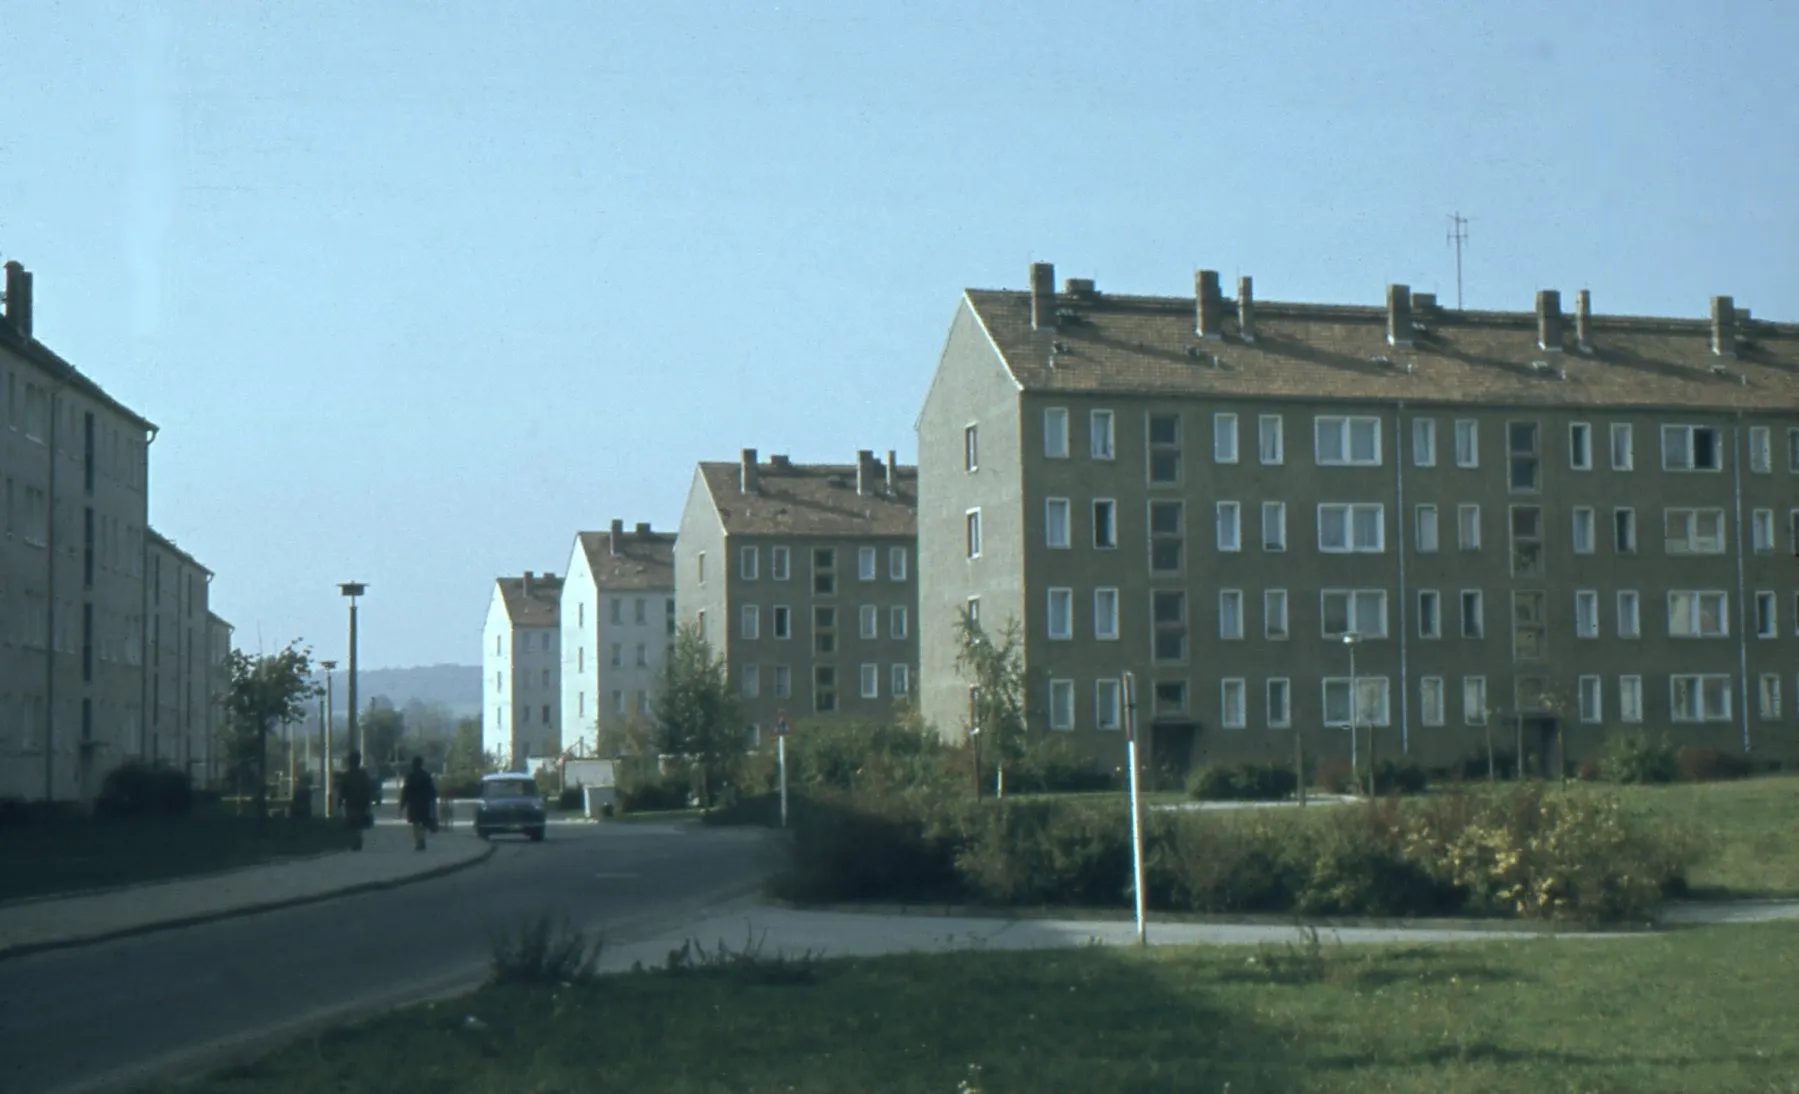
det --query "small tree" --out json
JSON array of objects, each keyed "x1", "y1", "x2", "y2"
[
  {"x1": 954, "y1": 607, "x2": 1027, "y2": 798},
  {"x1": 650, "y1": 623, "x2": 743, "y2": 809},
  {"x1": 445, "y1": 716, "x2": 490, "y2": 783},
  {"x1": 220, "y1": 640, "x2": 323, "y2": 828}
]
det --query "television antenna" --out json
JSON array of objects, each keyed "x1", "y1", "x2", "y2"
[{"x1": 1446, "y1": 213, "x2": 1470, "y2": 311}]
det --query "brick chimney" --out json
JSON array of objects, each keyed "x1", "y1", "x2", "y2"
[
  {"x1": 1711, "y1": 295, "x2": 1736, "y2": 358},
  {"x1": 1195, "y1": 270, "x2": 1223, "y2": 339},
  {"x1": 1574, "y1": 290, "x2": 1592, "y2": 350},
  {"x1": 885, "y1": 449, "x2": 897, "y2": 491},
  {"x1": 609, "y1": 518, "x2": 623, "y2": 555},
  {"x1": 3, "y1": 261, "x2": 32, "y2": 341},
  {"x1": 739, "y1": 448, "x2": 758, "y2": 493},
  {"x1": 523, "y1": 571, "x2": 535, "y2": 596},
  {"x1": 635, "y1": 522, "x2": 651, "y2": 537},
  {"x1": 1387, "y1": 284, "x2": 1413, "y2": 347},
  {"x1": 1030, "y1": 262, "x2": 1056, "y2": 331},
  {"x1": 1236, "y1": 276, "x2": 1255, "y2": 342},
  {"x1": 856, "y1": 449, "x2": 878, "y2": 496},
  {"x1": 1536, "y1": 290, "x2": 1563, "y2": 352}
]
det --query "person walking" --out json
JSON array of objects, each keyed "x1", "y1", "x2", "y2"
[
  {"x1": 338, "y1": 750, "x2": 375, "y2": 852},
  {"x1": 399, "y1": 755, "x2": 438, "y2": 852}
]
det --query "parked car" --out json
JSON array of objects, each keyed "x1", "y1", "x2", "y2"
[{"x1": 473, "y1": 773, "x2": 548, "y2": 842}]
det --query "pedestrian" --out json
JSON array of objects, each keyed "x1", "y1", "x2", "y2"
[
  {"x1": 338, "y1": 750, "x2": 375, "y2": 852},
  {"x1": 399, "y1": 755, "x2": 438, "y2": 852}
]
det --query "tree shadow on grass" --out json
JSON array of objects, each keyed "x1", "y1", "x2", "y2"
[{"x1": 1214, "y1": 938, "x2": 1530, "y2": 990}]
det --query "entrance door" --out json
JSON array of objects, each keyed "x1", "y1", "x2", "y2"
[
  {"x1": 1149, "y1": 721, "x2": 1198, "y2": 787},
  {"x1": 1522, "y1": 716, "x2": 1558, "y2": 778}
]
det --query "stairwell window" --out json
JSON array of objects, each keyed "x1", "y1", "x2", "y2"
[
  {"x1": 814, "y1": 666, "x2": 838, "y2": 713},
  {"x1": 1149, "y1": 500, "x2": 1184, "y2": 574},
  {"x1": 1314, "y1": 415, "x2": 1381, "y2": 466},
  {"x1": 1214, "y1": 413, "x2": 1239, "y2": 464},
  {"x1": 964, "y1": 425, "x2": 978, "y2": 472},
  {"x1": 965, "y1": 510, "x2": 982, "y2": 559},
  {"x1": 1148, "y1": 412, "x2": 1182, "y2": 485},
  {"x1": 1153, "y1": 590, "x2": 1187, "y2": 663}
]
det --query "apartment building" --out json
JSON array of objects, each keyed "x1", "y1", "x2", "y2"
[
  {"x1": 558, "y1": 521, "x2": 676, "y2": 756},
  {"x1": 917, "y1": 262, "x2": 1799, "y2": 776},
  {"x1": 0, "y1": 260, "x2": 155, "y2": 802},
  {"x1": 676, "y1": 450, "x2": 919, "y2": 740},
  {"x1": 207, "y1": 611, "x2": 234, "y2": 785},
  {"x1": 481, "y1": 571, "x2": 563, "y2": 768},
  {"x1": 145, "y1": 530, "x2": 214, "y2": 782}
]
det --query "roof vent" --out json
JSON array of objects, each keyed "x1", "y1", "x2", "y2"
[
  {"x1": 1064, "y1": 277, "x2": 1096, "y2": 298},
  {"x1": 770, "y1": 454, "x2": 792, "y2": 470}
]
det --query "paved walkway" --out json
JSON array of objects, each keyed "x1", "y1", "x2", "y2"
[{"x1": 0, "y1": 825, "x2": 491, "y2": 959}]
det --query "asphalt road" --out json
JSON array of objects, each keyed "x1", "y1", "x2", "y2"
[{"x1": 0, "y1": 822, "x2": 779, "y2": 1094}]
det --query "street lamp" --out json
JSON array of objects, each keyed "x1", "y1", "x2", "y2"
[
  {"x1": 1342, "y1": 631, "x2": 1362, "y2": 795},
  {"x1": 319, "y1": 658, "x2": 338, "y2": 812},
  {"x1": 339, "y1": 583, "x2": 366, "y2": 758}
]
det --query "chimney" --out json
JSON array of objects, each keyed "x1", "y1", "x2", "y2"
[
  {"x1": 1195, "y1": 270, "x2": 1223, "y2": 339},
  {"x1": 1575, "y1": 289, "x2": 1592, "y2": 350},
  {"x1": 609, "y1": 518, "x2": 623, "y2": 555},
  {"x1": 1030, "y1": 262, "x2": 1056, "y2": 330},
  {"x1": 523, "y1": 571, "x2": 535, "y2": 596},
  {"x1": 635, "y1": 522, "x2": 651, "y2": 537},
  {"x1": 1711, "y1": 295, "x2": 1736, "y2": 357},
  {"x1": 1236, "y1": 276, "x2": 1255, "y2": 342},
  {"x1": 1536, "y1": 289, "x2": 1563, "y2": 352},
  {"x1": 739, "y1": 447, "x2": 758, "y2": 493},
  {"x1": 3, "y1": 261, "x2": 32, "y2": 341},
  {"x1": 1386, "y1": 284, "x2": 1413, "y2": 347},
  {"x1": 856, "y1": 449, "x2": 878, "y2": 496},
  {"x1": 885, "y1": 449, "x2": 897, "y2": 491},
  {"x1": 1065, "y1": 277, "x2": 1095, "y2": 298}
]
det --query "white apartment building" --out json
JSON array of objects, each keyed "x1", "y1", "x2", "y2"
[
  {"x1": 559, "y1": 521, "x2": 676, "y2": 756},
  {"x1": 146, "y1": 530, "x2": 214, "y2": 782},
  {"x1": 481, "y1": 571, "x2": 564, "y2": 769}
]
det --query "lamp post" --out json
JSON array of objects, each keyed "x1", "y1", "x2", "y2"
[
  {"x1": 1342, "y1": 631, "x2": 1362, "y2": 796},
  {"x1": 319, "y1": 658, "x2": 338, "y2": 813},
  {"x1": 339, "y1": 583, "x2": 366, "y2": 759}
]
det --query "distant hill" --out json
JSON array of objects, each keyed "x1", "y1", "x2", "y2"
[{"x1": 315, "y1": 663, "x2": 481, "y2": 720}]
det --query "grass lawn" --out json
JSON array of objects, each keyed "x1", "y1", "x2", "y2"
[
  {"x1": 1608, "y1": 775, "x2": 1799, "y2": 897},
  {"x1": 156, "y1": 917, "x2": 1799, "y2": 1094},
  {"x1": 0, "y1": 814, "x2": 350, "y2": 903}
]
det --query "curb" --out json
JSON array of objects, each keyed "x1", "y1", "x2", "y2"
[
  {"x1": 0, "y1": 842, "x2": 498, "y2": 963},
  {"x1": 0, "y1": 849, "x2": 346, "y2": 911}
]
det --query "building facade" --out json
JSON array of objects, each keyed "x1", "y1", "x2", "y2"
[
  {"x1": 558, "y1": 521, "x2": 675, "y2": 756},
  {"x1": 676, "y1": 450, "x2": 919, "y2": 740},
  {"x1": 917, "y1": 262, "x2": 1799, "y2": 776},
  {"x1": 481, "y1": 571, "x2": 563, "y2": 768},
  {"x1": 145, "y1": 530, "x2": 213, "y2": 783},
  {"x1": 206, "y1": 611, "x2": 234, "y2": 786}
]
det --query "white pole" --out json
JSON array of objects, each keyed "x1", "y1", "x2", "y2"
[
  {"x1": 777, "y1": 733, "x2": 789, "y2": 829},
  {"x1": 1123, "y1": 671, "x2": 1146, "y2": 947}
]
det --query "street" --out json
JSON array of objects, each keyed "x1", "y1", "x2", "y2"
[{"x1": 0, "y1": 823, "x2": 778, "y2": 1094}]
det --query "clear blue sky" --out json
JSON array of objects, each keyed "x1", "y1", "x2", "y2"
[{"x1": 5, "y1": 0, "x2": 1795, "y2": 669}]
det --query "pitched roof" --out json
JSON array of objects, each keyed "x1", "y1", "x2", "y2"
[
  {"x1": 700, "y1": 457, "x2": 917, "y2": 538},
  {"x1": 965, "y1": 285, "x2": 1799, "y2": 412},
  {"x1": 576, "y1": 530, "x2": 676, "y2": 591},
  {"x1": 147, "y1": 528, "x2": 213, "y2": 575},
  {"x1": 498, "y1": 574, "x2": 564, "y2": 627},
  {"x1": 0, "y1": 312, "x2": 156, "y2": 431}
]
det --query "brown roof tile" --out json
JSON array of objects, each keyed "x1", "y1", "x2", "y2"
[
  {"x1": 498, "y1": 574, "x2": 564, "y2": 627},
  {"x1": 701, "y1": 459, "x2": 917, "y2": 538},
  {"x1": 967, "y1": 287, "x2": 1799, "y2": 412},
  {"x1": 576, "y1": 530, "x2": 676, "y2": 591}
]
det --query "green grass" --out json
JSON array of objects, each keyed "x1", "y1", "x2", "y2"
[
  {"x1": 0, "y1": 814, "x2": 351, "y2": 903},
  {"x1": 1610, "y1": 775, "x2": 1799, "y2": 897},
  {"x1": 154, "y1": 918, "x2": 1799, "y2": 1094}
]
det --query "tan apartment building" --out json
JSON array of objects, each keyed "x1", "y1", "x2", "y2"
[
  {"x1": 676, "y1": 450, "x2": 919, "y2": 741},
  {"x1": 917, "y1": 262, "x2": 1799, "y2": 777},
  {"x1": 559, "y1": 522, "x2": 676, "y2": 755},
  {"x1": 0, "y1": 259, "x2": 156, "y2": 802},
  {"x1": 146, "y1": 530, "x2": 213, "y2": 782}
]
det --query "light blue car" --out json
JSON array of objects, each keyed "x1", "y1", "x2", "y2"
[{"x1": 473, "y1": 773, "x2": 548, "y2": 842}]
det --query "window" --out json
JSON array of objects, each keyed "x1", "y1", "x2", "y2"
[
  {"x1": 1207, "y1": 412, "x2": 1238, "y2": 465},
  {"x1": 1617, "y1": 591, "x2": 1641, "y2": 638},
  {"x1": 1216, "y1": 502, "x2": 1241, "y2": 552},
  {"x1": 610, "y1": 597, "x2": 623, "y2": 625},
  {"x1": 1460, "y1": 590, "x2": 1485, "y2": 638},
  {"x1": 1668, "y1": 591, "x2": 1729, "y2": 637},
  {"x1": 1415, "y1": 505, "x2": 1439, "y2": 553},
  {"x1": 814, "y1": 666, "x2": 838, "y2": 713},
  {"x1": 1575, "y1": 590, "x2": 1599, "y2": 638},
  {"x1": 889, "y1": 547, "x2": 907, "y2": 581},
  {"x1": 636, "y1": 643, "x2": 648, "y2": 667},
  {"x1": 1045, "y1": 498, "x2": 1071, "y2": 549},
  {"x1": 1458, "y1": 504, "x2": 1482, "y2": 550},
  {"x1": 1620, "y1": 676, "x2": 1643, "y2": 723},
  {"x1": 1412, "y1": 418, "x2": 1437, "y2": 467},
  {"x1": 1750, "y1": 426, "x2": 1772, "y2": 473},
  {"x1": 1420, "y1": 677, "x2": 1445, "y2": 726},
  {"x1": 1220, "y1": 679, "x2": 1247, "y2": 729},
  {"x1": 742, "y1": 664, "x2": 760, "y2": 698},
  {"x1": 813, "y1": 606, "x2": 837, "y2": 653},
  {"x1": 890, "y1": 606, "x2": 909, "y2": 640},
  {"x1": 1095, "y1": 678, "x2": 1122, "y2": 731},
  {"x1": 1508, "y1": 421, "x2": 1540, "y2": 492},
  {"x1": 635, "y1": 598, "x2": 647, "y2": 625},
  {"x1": 741, "y1": 605, "x2": 760, "y2": 640},
  {"x1": 1510, "y1": 506, "x2": 1543, "y2": 577},
  {"x1": 1463, "y1": 677, "x2": 1488, "y2": 724},
  {"x1": 1572, "y1": 507, "x2": 1596, "y2": 554},
  {"x1": 612, "y1": 690, "x2": 625, "y2": 716},
  {"x1": 965, "y1": 510, "x2": 983, "y2": 558},
  {"x1": 1418, "y1": 590, "x2": 1442, "y2": 638},
  {"x1": 860, "y1": 663, "x2": 880, "y2": 699},
  {"x1": 1265, "y1": 678, "x2": 1291, "y2": 728},
  {"x1": 1756, "y1": 591, "x2": 1777, "y2": 638},
  {"x1": 772, "y1": 605, "x2": 791, "y2": 640},
  {"x1": 1322, "y1": 676, "x2": 1390, "y2": 727},
  {"x1": 1610, "y1": 423, "x2": 1634, "y2": 470},
  {"x1": 1094, "y1": 588, "x2": 1119, "y2": 640},
  {"x1": 859, "y1": 604, "x2": 878, "y2": 639},
  {"x1": 965, "y1": 597, "x2": 980, "y2": 626},
  {"x1": 891, "y1": 664, "x2": 910, "y2": 697},
  {"x1": 1671, "y1": 674, "x2": 1732, "y2": 722},
  {"x1": 1665, "y1": 508, "x2": 1726, "y2": 554},
  {"x1": 1149, "y1": 500, "x2": 1184, "y2": 573},
  {"x1": 771, "y1": 546, "x2": 791, "y2": 580},
  {"x1": 1570, "y1": 423, "x2": 1593, "y2": 470},
  {"x1": 1314, "y1": 415, "x2": 1381, "y2": 466},
  {"x1": 1662, "y1": 424, "x2": 1721, "y2": 471},
  {"x1": 1153, "y1": 591, "x2": 1187, "y2": 663},
  {"x1": 1579, "y1": 676, "x2": 1602, "y2": 723},
  {"x1": 1264, "y1": 589, "x2": 1289, "y2": 640},
  {"x1": 1320, "y1": 589, "x2": 1388, "y2": 638},
  {"x1": 1614, "y1": 508, "x2": 1637, "y2": 553},
  {"x1": 740, "y1": 546, "x2": 759, "y2": 580},
  {"x1": 1148, "y1": 412, "x2": 1182, "y2": 484},
  {"x1": 1049, "y1": 679, "x2": 1075, "y2": 730},
  {"x1": 1318, "y1": 503, "x2": 1384, "y2": 552},
  {"x1": 1093, "y1": 499, "x2": 1117, "y2": 549},
  {"x1": 858, "y1": 546, "x2": 877, "y2": 581},
  {"x1": 1258, "y1": 414, "x2": 1284, "y2": 465},
  {"x1": 1261, "y1": 502, "x2": 1286, "y2": 551},
  {"x1": 1090, "y1": 410, "x2": 1115, "y2": 460},
  {"x1": 773, "y1": 664, "x2": 792, "y2": 698},
  {"x1": 696, "y1": 552, "x2": 707, "y2": 585},
  {"x1": 813, "y1": 548, "x2": 837, "y2": 595},
  {"x1": 1454, "y1": 420, "x2": 1479, "y2": 467},
  {"x1": 1044, "y1": 407, "x2": 1070, "y2": 458},
  {"x1": 964, "y1": 424, "x2": 979, "y2": 471},
  {"x1": 1047, "y1": 588, "x2": 1073, "y2": 640},
  {"x1": 1760, "y1": 674, "x2": 1781, "y2": 719},
  {"x1": 609, "y1": 644, "x2": 622, "y2": 667},
  {"x1": 1752, "y1": 509, "x2": 1775, "y2": 553},
  {"x1": 1219, "y1": 590, "x2": 1244, "y2": 639}
]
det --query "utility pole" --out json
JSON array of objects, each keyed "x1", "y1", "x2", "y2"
[
  {"x1": 339, "y1": 584, "x2": 366, "y2": 757},
  {"x1": 1447, "y1": 213, "x2": 1470, "y2": 311},
  {"x1": 319, "y1": 659, "x2": 337, "y2": 814}
]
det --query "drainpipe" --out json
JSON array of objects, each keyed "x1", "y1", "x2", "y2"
[
  {"x1": 1732, "y1": 415, "x2": 1750, "y2": 753},
  {"x1": 1394, "y1": 401, "x2": 1410, "y2": 755}
]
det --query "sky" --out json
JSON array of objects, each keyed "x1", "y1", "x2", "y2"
[{"x1": 3, "y1": 0, "x2": 1796, "y2": 670}]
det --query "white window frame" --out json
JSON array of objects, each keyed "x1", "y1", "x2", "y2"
[
  {"x1": 1048, "y1": 678, "x2": 1076, "y2": 731},
  {"x1": 1661, "y1": 424, "x2": 1722, "y2": 471},
  {"x1": 891, "y1": 663, "x2": 910, "y2": 697},
  {"x1": 1417, "y1": 589, "x2": 1442, "y2": 639},
  {"x1": 1750, "y1": 426, "x2": 1772, "y2": 473},
  {"x1": 1214, "y1": 412, "x2": 1239, "y2": 464},
  {"x1": 1220, "y1": 678, "x2": 1247, "y2": 729},
  {"x1": 1668, "y1": 590, "x2": 1730, "y2": 638},
  {"x1": 771, "y1": 605, "x2": 791, "y2": 640},
  {"x1": 1463, "y1": 676, "x2": 1488, "y2": 724},
  {"x1": 1790, "y1": 428, "x2": 1799, "y2": 473},
  {"x1": 965, "y1": 509, "x2": 982, "y2": 559},
  {"x1": 1258, "y1": 414, "x2": 1284, "y2": 465},
  {"x1": 1045, "y1": 497, "x2": 1072, "y2": 549},
  {"x1": 1755, "y1": 591, "x2": 1777, "y2": 638},
  {"x1": 859, "y1": 546, "x2": 878, "y2": 581},
  {"x1": 1569, "y1": 422, "x2": 1593, "y2": 471},
  {"x1": 1044, "y1": 407, "x2": 1070, "y2": 459},
  {"x1": 1313, "y1": 415, "x2": 1382, "y2": 467},
  {"x1": 1095, "y1": 678, "x2": 1122, "y2": 731},
  {"x1": 771, "y1": 545, "x2": 791, "y2": 581},
  {"x1": 1671, "y1": 674, "x2": 1733, "y2": 723},
  {"x1": 1571, "y1": 506, "x2": 1596, "y2": 555},
  {"x1": 1322, "y1": 676, "x2": 1391, "y2": 728},
  {"x1": 1317, "y1": 502, "x2": 1385, "y2": 553},
  {"x1": 1412, "y1": 418, "x2": 1437, "y2": 467},
  {"x1": 1617, "y1": 591, "x2": 1641, "y2": 639},
  {"x1": 1614, "y1": 507, "x2": 1637, "y2": 554},
  {"x1": 1261, "y1": 501, "x2": 1287, "y2": 551},
  {"x1": 1752, "y1": 509, "x2": 1775, "y2": 554},
  {"x1": 1094, "y1": 588, "x2": 1120, "y2": 641},
  {"x1": 740, "y1": 545, "x2": 759, "y2": 580},
  {"x1": 1458, "y1": 504, "x2": 1482, "y2": 550},
  {"x1": 1460, "y1": 590, "x2": 1485, "y2": 638},
  {"x1": 1610, "y1": 423, "x2": 1634, "y2": 470},
  {"x1": 1665, "y1": 507, "x2": 1727, "y2": 555},
  {"x1": 1619, "y1": 675, "x2": 1643, "y2": 723},
  {"x1": 1578, "y1": 675, "x2": 1602, "y2": 723},
  {"x1": 741, "y1": 605, "x2": 760, "y2": 640},
  {"x1": 964, "y1": 424, "x2": 979, "y2": 472},
  {"x1": 860, "y1": 663, "x2": 881, "y2": 700},
  {"x1": 1216, "y1": 501, "x2": 1242, "y2": 552},
  {"x1": 742, "y1": 664, "x2": 761, "y2": 699},
  {"x1": 889, "y1": 546, "x2": 907, "y2": 581},
  {"x1": 1415, "y1": 504, "x2": 1439, "y2": 553},
  {"x1": 1453, "y1": 420, "x2": 1479, "y2": 468},
  {"x1": 1320, "y1": 588, "x2": 1389, "y2": 639},
  {"x1": 1090, "y1": 410, "x2": 1116, "y2": 460},
  {"x1": 1420, "y1": 676, "x2": 1445, "y2": 726},
  {"x1": 1266, "y1": 678, "x2": 1292, "y2": 728},
  {"x1": 891, "y1": 606, "x2": 910, "y2": 640},
  {"x1": 1760, "y1": 673, "x2": 1781, "y2": 719},
  {"x1": 1047, "y1": 587, "x2": 1074, "y2": 640},
  {"x1": 1264, "y1": 589, "x2": 1289, "y2": 640},
  {"x1": 1574, "y1": 590, "x2": 1599, "y2": 638},
  {"x1": 859, "y1": 604, "x2": 879, "y2": 640},
  {"x1": 1218, "y1": 589, "x2": 1244, "y2": 640},
  {"x1": 1092, "y1": 498, "x2": 1117, "y2": 550}
]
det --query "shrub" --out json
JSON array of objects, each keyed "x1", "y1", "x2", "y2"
[
  {"x1": 770, "y1": 793, "x2": 961, "y2": 904},
  {"x1": 289, "y1": 773, "x2": 314, "y2": 819},
  {"x1": 1314, "y1": 758, "x2": 1354, "y2": 795},
  {"x1": 1373, "y1": 759, "x2": 1429, "y2": 796},
  {"x1": 1599, "y1": 730, "x2": 1678, "y2": 785},
  {"x1": 700, "y1": 792, "x2": 783, "y2": 827},
  {"x1": 616, "y1": 757, "x2": 695, "y2": 813},
  {"x1": 1189, "y1": 762, "x2": 1299, "y2": 802},
  {"x1": 1674, "y1": 747, "x2": 1752, "y2": 783},
  {"x1": 1455, "y1": 749, "x2": 1518, "y2": 782},
  {"x1": 1151, "y1": 813, "x2": 1298, "y2": 913},
  {"x1": 955, "y1": 800, "x2": 1131, "y2": 906},
  {"x1": 1293, "y1": 803, "x2": 1447, "y2": 916},
  {"x1": 489, "y1": 915, "x2": 603, "y2": 985},
  {"x1": 95, "y1": 760, "x2": 193, "y2": 818},
  {"x1": 1006, "y1": 735, "x2": 1118, "y2": 794}
]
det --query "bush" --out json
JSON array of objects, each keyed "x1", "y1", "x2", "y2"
[
  {"x1": 770, "y1": 793, "x2": 961, "y2": 904},
  {"x1": 1454, "y1": 749, "x2": 1518, "y2": 782},
  {"x1": 615, "y1": 758, "x2": 694, "y2": 813},
  {"x1": 439, "y1": 777, "x2": 484, "y2": 800},
  {"x1": 95, "y1": 760, "x2": 193, "y2": 818},
  {"x1": 1600, "y1": 730, "x2": 1678, "y2": 785},
  {"x1": 1189, "y1": 762, "x2": 1299, "y2": 802},
  {"x1": 1674, "y1": 747, "x2": 1753, "y2": 783},
  {"x1": 1314, "y1": 758, "x2": 1354, "y2": 795},
  {"x1": 489, "y1": 915, "x2": 603, "y2": 985},
  {"x1": 289, "y1": 773, "x2": 314, "y2": 819},
  {"x1": 954, "y1": 800, "x2": 1131, "y2": 906},
  {"x1": 1006, "y1": 735, "x2": 1118, "y2": 794},
  {"x1": 1373, "y1": 759, "x2": 1429, "y2": 796}
]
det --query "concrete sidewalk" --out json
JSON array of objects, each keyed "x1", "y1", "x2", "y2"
[{"x1": 0, "y1": 826, "x2": 492, "y2": 959}]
